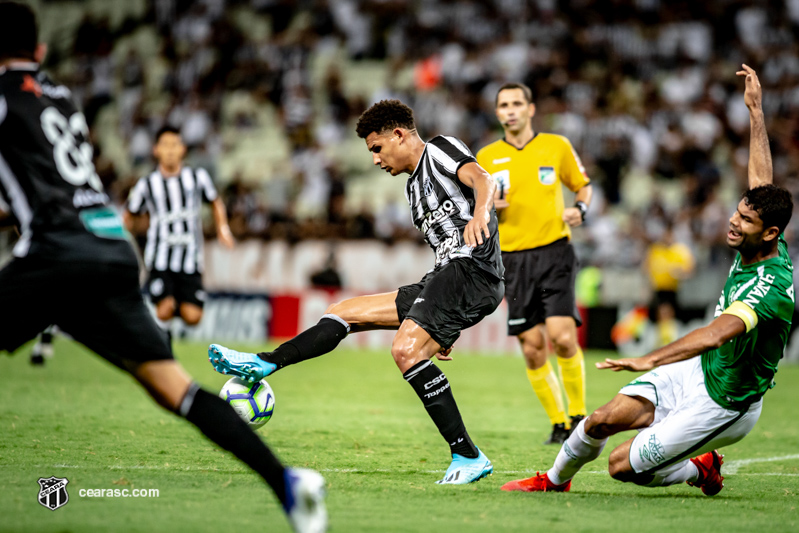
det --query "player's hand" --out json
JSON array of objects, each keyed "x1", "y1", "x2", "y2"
[
  {"x1": 562, "y1": 207, "x2": 583, "y2": 227},
  {"x1": 218, "y1": 225, "x2": 235, "y2": 249},
  {"x1": 464, "y1": 208, "x2": 491, "y2": 247},
  {"x1": 435, "y1": 347, "x2": 453, "y2": 361},
  {"x1": 596, "y1": 356, "x2": 655, "y2": 372},
  {"x1": 737, "y1": 64, "x2": 762, "y2": 111}
]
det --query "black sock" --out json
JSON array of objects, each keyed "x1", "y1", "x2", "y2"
[
  {"x1": 403, "y1": 360, "x2": 479, "y2": 459},
  {"x1": 181, "y1": 385, "x2": 287, "y2": 506},
  {"x1": 259, "y1": 315, "x2": 349, "y2": 369}
]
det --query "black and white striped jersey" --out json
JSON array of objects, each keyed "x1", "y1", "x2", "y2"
[
  {"x1": 0, "y1": 64, "x2": 137, "y2": 266},
  {"x1": 405, "y1": 135, "x2": 504, "y2": 280},
  {"x1": 126, "y1": 167, "x2": 218, "y2": 274}
]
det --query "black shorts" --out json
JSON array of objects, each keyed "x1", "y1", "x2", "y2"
[
  {"x1": 395, "y1": 259, "x2": 504, "y2": 349},
  {"x1": 502, "y1": 238, "x2": 582, "y2": 336},
  {"x1": 147, "y1": 270, "x2": 206, "y2": 308},
  {"x1": 0, "y1": 257, "x2": 173, "y2": 369}
]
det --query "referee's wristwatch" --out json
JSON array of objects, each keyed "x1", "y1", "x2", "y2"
[{"x1": 574, "y1": 201, "x2": 588, "y2": 221}]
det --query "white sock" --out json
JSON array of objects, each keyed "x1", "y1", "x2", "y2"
[
  {"x1": 547, "y1": 418, "x2": 608, "y2": 485},
  {"x1": 645, "y1": 460, "x2": 699, "y2": 487},
  {"x1": 156, "y1": 317, "x2": 172, "y2": 333}
]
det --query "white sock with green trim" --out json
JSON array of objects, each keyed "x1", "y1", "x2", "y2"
[
  {"x1": 547, "y1": 418, "x2": 607, "y2": 485},
  {"x1": 645, "y1": 461, "x2": 699, "y2": 487}
]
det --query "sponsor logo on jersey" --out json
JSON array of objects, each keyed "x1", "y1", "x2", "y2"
[
  {"x1": 73, "y1": 189, "x2": 110, "y2": 209},
  {"x1": 422, "y1": 200, "x2": 457, "y2": 233},
  {"x1": 21, "y1": 75, "x2": 42, "y2": 97},
  {"x1": 492, "y1": 157, "x2": 511, "y2": 164},
  {"x1": 538, "y1": 166, "x2": 556, "y2": 185},
  {"x1": 433, "y1": 230, "x2": 463, "y2": 266},
  {"x1": 742, "y1": 273, "x2": 775, "y2": 308}
]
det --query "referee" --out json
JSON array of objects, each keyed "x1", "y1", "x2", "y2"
[{"x1": 477, "y1": 83, "x2": 593, "y2": 445}]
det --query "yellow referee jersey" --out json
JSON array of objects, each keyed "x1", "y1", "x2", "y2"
[{"x1": 476, "y1": 133, "x2": 590, "y2": 252}]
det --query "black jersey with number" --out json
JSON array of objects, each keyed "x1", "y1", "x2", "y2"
[
  {"x1": 0, "y1": 64, "x2": 136, "y2": 265},
  {"x1": 405, "y1": 135, "x2": 504, "y2": 280}
]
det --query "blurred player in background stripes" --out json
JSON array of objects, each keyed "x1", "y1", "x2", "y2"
[{"x1": 124, "y1": 126, "x2": 234, "y2": 340}]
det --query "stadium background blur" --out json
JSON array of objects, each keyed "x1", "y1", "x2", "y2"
[{"x1": 3, "y1": 0, "x2": 799, "y2": 355}]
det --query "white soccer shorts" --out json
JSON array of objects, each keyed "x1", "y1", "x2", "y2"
[{"x1": 619, "y1": 357, "x2": 762, "y2": 475}]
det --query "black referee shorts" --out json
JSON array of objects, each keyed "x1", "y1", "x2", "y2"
[
  {"x1": 0, "y1": 257, "x2": 173, "y2": 368},
  {"x1": 395, "y1": 259, "x2": 504, "y2": 349},
  {"x1": 502, "y1": 238, "x2": 582, "y2": 336}
]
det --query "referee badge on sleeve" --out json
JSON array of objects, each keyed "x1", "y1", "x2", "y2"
[{"x1": 538, "y1": 166, "x2": 556, "y2": 185}]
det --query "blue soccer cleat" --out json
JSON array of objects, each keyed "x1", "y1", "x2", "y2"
[
  {"x1": 283, "y1": 468, "x2": 327, "y2": 533},
  {"x1": 207, "y1": 344, "x2": 276, "y2": 383},
  {"x1": 436, "y1": 448, "x2": 493, "y2": 485}
]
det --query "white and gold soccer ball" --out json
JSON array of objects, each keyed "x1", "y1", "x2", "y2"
[{"x1": 219, "y1": 377, "x2": 275, "y2": 428}]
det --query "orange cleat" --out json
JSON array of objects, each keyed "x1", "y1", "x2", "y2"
[
  {"x1": 501, "y1": 472, "x2": 571, "y2": 492},
  {"x1": 687, "y1": 450, "x2": 724, "y2": 496}
]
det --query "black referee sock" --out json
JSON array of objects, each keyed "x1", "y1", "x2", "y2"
[
  {"x1": 403, "y1": 360, "x2": 479, "y2": 459},
  {"x1": 181, "y1": 385, "x2": 287, "y2": 505},
  {"x1": 258, "y1": 315, "x2": 349, "y2": 369}
]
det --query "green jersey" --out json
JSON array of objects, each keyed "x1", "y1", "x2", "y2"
[{"x1": 701, "y1": 235, "x2": 794, "y2": 410}]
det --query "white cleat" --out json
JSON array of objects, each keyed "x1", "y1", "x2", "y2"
[{"x1": 284, "y1": 468, "x2": 327, "y2": 533}]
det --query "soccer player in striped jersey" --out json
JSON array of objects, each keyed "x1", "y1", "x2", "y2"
[
  {"x1": 124, "y1": 126, "x2": 234, "y2": 336},
  {"x1": 477, "y1": 83, "x2": 592, "y2": 445},
  {"x1": 502, "y1": 66, "x2": 794, "y2": 497},
  {"x1": 0, "y1": 4, "x2": 325, "y2": 531},
  {"x1": 208, "y1": 99, "x2": 505, "y2": 485}
]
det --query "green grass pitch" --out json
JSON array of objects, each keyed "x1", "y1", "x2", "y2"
[{"x1": 1, "y1": 339, "x2": 797, "y2": 532}]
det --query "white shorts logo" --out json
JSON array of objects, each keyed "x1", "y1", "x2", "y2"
[
  {"x1": 150, "y1": 278, "x2": 164, "y2": 297},
  {"x1": 508, "y1": 318, "x2": 526, "y2": 326},
  {"x1": 413, "y1": 298, "x2": 425, "y2": 304}
]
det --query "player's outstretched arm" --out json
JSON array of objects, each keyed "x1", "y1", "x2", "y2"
[
  {"x1": 597, "y1": 313, "x2": 747, "y2": 372},
  {"x1": 212, "y1": 198, "x2": 235, "y2": 249},
  {"x1": 737, "y1": 64, "x2": 772, "y2": 188},
  {"x1": 458, "y1": 162, "x2": 496, "y2": 247}
]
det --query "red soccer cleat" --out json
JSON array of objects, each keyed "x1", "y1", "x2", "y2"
[
  {"x1": 501, "y1": 472, "x2": 571, "y2": 492},
  {"x1": 687, "y1": 450, "x2": 725, "y2": 496}
]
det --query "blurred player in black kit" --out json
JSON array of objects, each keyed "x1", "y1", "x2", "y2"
[{"x1": 0, "y1": 4, "x2": 325, "y2": 532}]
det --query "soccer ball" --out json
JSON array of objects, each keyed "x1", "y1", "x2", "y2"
[{"x1": 219, "y1": 377, "x2": 275, "y2": 428}]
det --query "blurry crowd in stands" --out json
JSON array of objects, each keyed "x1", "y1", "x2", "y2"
[{"x1": 40, "y1": 0, "x2": 799, "y2": 271}]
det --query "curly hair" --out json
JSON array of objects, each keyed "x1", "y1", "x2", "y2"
[
  {"x1": 355, "y1": 100, "x2": 416, "y2": 139},
  {"x1": 742, "y1": 184, "x2": 794, "y2": 234}
]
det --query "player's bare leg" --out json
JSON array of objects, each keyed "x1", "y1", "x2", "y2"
[
  {"x1": 501, "y1": 394, "x2": 653, "y2": 492},
  {"x1": 129, "y1": 359, "x2": 326, "y2": 532},
  {"x1": 208, "y1": 292, "x2": 400, "y2": 380},
  {"x1": 545, "y1": 316, "x2": 587, "y2": 434},
  {"x1": 392, "y1": 319, "x2": 492, "y2": 484},
  {"x1": 519, "y1": 325, "x2": 568, "y2": 444},
  {"x1": 179, "y1": 302, "x2": 203, "y2": 326},
  {"x1": 155, "y1": 296, "x2": 177, "y2": 322}
]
